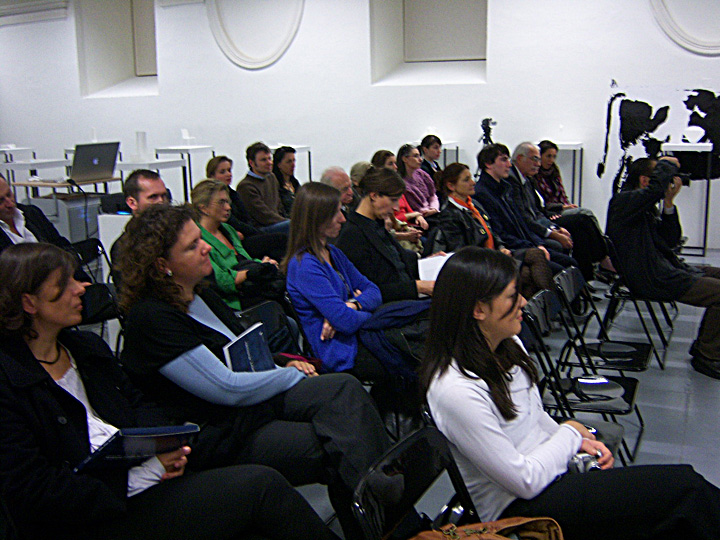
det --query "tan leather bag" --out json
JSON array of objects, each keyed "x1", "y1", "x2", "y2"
[{"x1": 410, "y1": 516, "x2": 564, "y2": 540}]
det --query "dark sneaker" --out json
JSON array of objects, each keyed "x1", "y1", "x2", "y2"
[{"x1": 691, "y1": 354, "x2": 720, "y2": 380}]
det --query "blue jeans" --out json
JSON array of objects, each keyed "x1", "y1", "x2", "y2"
[{"x1": 260, "y1": 220, "x2": 291, "y2": 235}]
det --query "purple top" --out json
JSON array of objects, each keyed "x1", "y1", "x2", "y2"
[{"x1": 404, "y1": 169, "x2": 439, "y2": 213}]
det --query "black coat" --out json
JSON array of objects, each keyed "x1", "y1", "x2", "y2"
[
  {"x1": 506, "y1": 165, "x2": 554, "y2": 238},
  {"x1": 434, "y1": 198, "x2": 505, "y2": 253},
  {"x1": 0, "y1": 330, "x2": 167, "y2": 539},
  {"x1": 606, "y1": 160, "x2": 697, "y2": 301},
  {"x1": 336, "y1": 211, "x2": 420, "y2": 302},
  {"x1": 0, "y1": 203, "x2": 72, "y2": 253}
]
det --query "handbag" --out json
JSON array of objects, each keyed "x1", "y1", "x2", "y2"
[{"x1": 410, "y1": 516, "x2": 563, "y2": 540}]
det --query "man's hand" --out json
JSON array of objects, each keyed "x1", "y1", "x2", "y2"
[{"x1": 664, "y1": 177, "x2": 682, "y2": 207}]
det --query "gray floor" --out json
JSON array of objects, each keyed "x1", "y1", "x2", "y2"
[{"x1": 303, "y1": 250, "x2": 720, "y2": 536}]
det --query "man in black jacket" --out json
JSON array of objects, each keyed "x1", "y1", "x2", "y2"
[{"x1": 606, "y1": 157, "x2": 720, "y2": 379}]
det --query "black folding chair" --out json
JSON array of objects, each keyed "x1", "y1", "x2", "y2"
[
  {"x1": 352, "y1": 426, "x2": 478, "y2": 540},
  {"x1": 521, "y1": 290, "x2": 643, "y2": 463},
  {"x1": 70, "y1": 238, "x2": 112, "y2": 284}
]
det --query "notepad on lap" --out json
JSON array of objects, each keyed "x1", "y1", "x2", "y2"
[{"x1": 223, "y1": 322, "x2": 276, "y2": 372}]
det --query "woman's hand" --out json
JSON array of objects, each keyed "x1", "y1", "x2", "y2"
[
  {"x1": 580, "y1": 438, "x2": 614, "y2": 469},
  {"x1": 320, "y1": 318, "x2": 336, "y2": 341},
  {"x1": 416, "y1": 280, "x2": 435, "y2": 296},
  {"x1": 500, "y1": 248, "x2": 512, "y2": 257},
  {"x1": 157, "y1": 445, "x2": 191, "y2": 481},
  {"x1": 396, "y1": 228, "x2": 422, "y2": 242},
  {"x1": 234, "y1": 269, "x2": 249, "y2": 287},
  {"x1": 563, "y1": 204, "x2": 578, "y2": 210},
  {"x1": 261, "y1": 256, "x2": 279, "y2": 268},
  {"x1": 538, "y1": 245, "x2": 550, "y2": 260},
  {"x1": 286, "y1": 360, "x2": 317, "y2": 377},
  {"x1": 415, "y1": 215, "x2": 429, "y2": 230},
  {"x1": 422, "y1": 208, "x2": 439, "y2": 217}
]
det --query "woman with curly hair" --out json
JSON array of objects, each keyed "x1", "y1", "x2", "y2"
[
  {"x1": 117, "y1": 204, "x2": 390, "y2": 540},
  {"x1": 0, "y1": 243, "x2": 340, "y2": 540}
]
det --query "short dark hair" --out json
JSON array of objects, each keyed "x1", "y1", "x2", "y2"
[
  {"x1": 371, "y1": 150, "x2": 394, "y2": 169},
  {"x1": 0, "y1": 243, "x2": 77, "y2": 339},
  {"x1": 358, "y1": 167, "x2": 405, "y2": 198},
  {"x1": 624, "y1": 158, "x2": 657, "y2": 191},
  {"x1": 246, "y1": 142, "x2": 271, "y2": 164},
  {"x1": 124, "y1": 169, "x2": 161, "y2": 200},
  {"x1": 206, "y1": 155, "x2": 233, "y2": 179},
  {"x1": 420, "y1": 134, "x2": 442, "y2": 150},
  {"x1": 420, "y1": 247, "x2": 537, "y2": 420},
  {"x1": 477, "y1": 143, "x2": 510, "y2": 171}
]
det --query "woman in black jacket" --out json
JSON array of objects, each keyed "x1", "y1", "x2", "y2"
[{"x1": 0, "y1": 242, "x2": 338, "y2": 540}]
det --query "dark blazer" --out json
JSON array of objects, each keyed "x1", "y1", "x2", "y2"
[
  {"x1": 506, "y1": 165, "x2": 554, "y2": 238},
  {"x1": 336, "y1": 211, "x2": 420, "y2": 302},
  {"x1": 0, "y1": 203, "x2": 72, "y2": 254},
  {"x1": 0, "y1": 330, "x2": 167, "y2": 539},
  {"x1": 420, "y1": 159, "x2": 441, "y2": 181},
  {"x1": 606, "y1": 160, "x2": 697, "y2": 301},
  {"x1": 434, "y1": 198, "x2": 506, "y2": 253}
]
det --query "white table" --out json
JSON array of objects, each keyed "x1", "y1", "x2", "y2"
[
  {"x1": 117, "y1": 158, "x2": 188, "y2": 201},
  {"x1": 1, "y1": 146, "x2": 35, "y2": 162},
  {"x1": 556, "y1": 142, "x2": 584, "y2": 205},
  {"x1": 155, "y1": 145, "x2": 215, "y2": 194},
  {"x1": 269, "y1": 144, "x2": 312, "y2": 182},
  {"x1": 12, "y1": 177, "x2": 121, "y2": 216},
  {"x1": 6, "y1": 158, "x2": 72, "y2": 189},
  {"x1": 662, "y1": 142, "x2": 713, "y2": 256}
]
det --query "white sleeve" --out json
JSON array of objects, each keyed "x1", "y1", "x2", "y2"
[{"x1": 433, "y1": 382, "x2": 582, "y2": 500}]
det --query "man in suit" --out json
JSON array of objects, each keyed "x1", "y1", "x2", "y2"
[
  {"x1": 320, "y1": 166, "x2": 355, "y2": 214},
  {"x1": 236, "y1": 142, "x2": 290, "y2": 234}
]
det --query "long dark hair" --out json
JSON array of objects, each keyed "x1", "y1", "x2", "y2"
[
  {"x1": 396, "y1": 144, "x2": 416, "y2": 178},
  {"x1": 281, "y1": 183, "x2": 341, "y2": 274},
  {"x1": 0, "y1": 243, "x2": 77, "y2": 339},
  {"x1": 420, "y1": 247, "x2": 538, "y2": 420},
  {"x1": 437, "y1": 162, "x2": 470, "y2": 196},
  {"x1": 272, "y1": 146, "x2": 296, "y2": 181}
]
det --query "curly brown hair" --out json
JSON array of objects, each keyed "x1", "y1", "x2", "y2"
[
  {"x1": 0, "y1": 243, "x2": 77, "y2": 339},
  {"x1": 117, "y1": 204, "x2": 198, "y2": 313}
]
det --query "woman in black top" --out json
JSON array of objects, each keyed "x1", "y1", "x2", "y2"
[
  {"x1": 0, "y1": 243, "x2": 339, "y2": 540},
  {"x1": 273, "y1": 146, "x2": 301, "y2": 215}
]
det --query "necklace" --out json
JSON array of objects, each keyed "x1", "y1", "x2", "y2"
[{"x1": 37, "y1": 343, "x2": 62, "y2": 365}]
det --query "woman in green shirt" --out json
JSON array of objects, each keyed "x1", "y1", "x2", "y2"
[{"x1": 191, "y1": 180, "x2": 277, "y2": 310}]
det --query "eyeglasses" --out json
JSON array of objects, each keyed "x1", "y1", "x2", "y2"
[
  {"x1": 213, "y1": 198, "x2": 231, "y2": 207},
  {"x1": 524, "y1": 155, "x2": 541, "y2": 163}
]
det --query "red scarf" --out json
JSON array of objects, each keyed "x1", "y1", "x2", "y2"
[{"x1": 452, "y1": 196, "x2": 495, "y2": 250}]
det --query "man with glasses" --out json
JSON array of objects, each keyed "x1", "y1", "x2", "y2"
[{"x1": 473, "y1": 143, "x2": 576, "y2": 273}]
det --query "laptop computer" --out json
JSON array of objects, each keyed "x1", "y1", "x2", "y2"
[{"x1": 69, "y1": 142, "x2": 120, "y2": 182}]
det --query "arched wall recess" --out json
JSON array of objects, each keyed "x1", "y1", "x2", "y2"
[
  {"x1": 206, "y1": 0, "x2": 304, "y2": 69},
  {"x1": 650, "y1": 0, "x2": 720, "y2": 56}
]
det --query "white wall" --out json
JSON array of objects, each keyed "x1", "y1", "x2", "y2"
[{"x1": 1, "y1": 0, "x2": 719, "y2": 244}]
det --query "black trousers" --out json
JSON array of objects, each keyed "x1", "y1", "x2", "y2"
[
  {"x1": 501, "y1": 464, "x2": 720, "y2": 540},
  {"x1": 107, "y1": 465, "x2": 339, "y2": 540},
  {"x1": 234, "y1": 373, "x2": 391, "y2": 540},
  {"x1": 679, "y1": 266, "x2": 720, "y2": 361},
  {"x1": 555, "y1": 213, "x2": 608, "y2": 281}
]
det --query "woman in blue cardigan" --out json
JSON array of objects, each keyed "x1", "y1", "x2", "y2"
[{"x1": 283, "y1": 183, "x2": 385, "y2": 379}]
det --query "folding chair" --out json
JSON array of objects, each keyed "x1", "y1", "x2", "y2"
[
  {"x1": 552, "y1": 267, "x2": 655, "y2": 374},
  {"x1": 70, "y1": 238, "x2": 112, "y2": 284},
  {"x1": 352, "y1": 426, "x2": 478, "y2": 540},
  {"x1": 521, "y1": 290, "x2": 644, "y2": 463},
  {"x1": 601, "y1": 237, "x2": 676, "y2": 368}
]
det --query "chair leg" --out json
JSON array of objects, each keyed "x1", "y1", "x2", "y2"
[
  {"x1": 659, "y1": 301, "x2": 674, "y2": 329},
  {"x1": 644, "y1": 300, "x2": 669, "y2": 348},
  {"x1": 632, "y1": 300, "x2": 664, "y2": 369}
]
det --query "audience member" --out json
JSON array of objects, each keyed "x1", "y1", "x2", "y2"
[
  {"x1": 419, "y1": 134, "x2": 443, "y2": 179},
  {"x1": 607, "y1": 156, "x2": 720, "y2": 379},
  {"x1": 397, "y1": 144, "x2": 439, "y2": 217},
  {"x1": 422, "y1": 247, "x2": 720, "y2": 540},
  {"x1": 117, "y1": 204, "x2": 390, "y2": 540},
  {"x1": 273, "y1": 146, "x2": 300, "y2": 215},
  {"x1": 371, "y1": 150, "x2": 428, "y2": 230},
  {"x1": 534, "y1": 140, "x2": 574, "y2": 210},
  {"x1": 473, "y1": 144, "x2": 576, "y2": 273},
  {"x1": 0, "y1": 242, "x2": 338, "y2": 540},
  {"x1": 349, "y1": 160, "x2": 371, "y2": 207},
  {"x1": 207, "y1": 156, "x2": 287, "y2": 261},
  {"x1": 320, "y1": 166, "x2": 355, "y2": 214},
  {"x1": 434, "y1": 163, "x2": 553, "y2": 299},
  {"x1": 236, "y1": 142, "x2": 290, "y2": 234},
  {"x1": 510, "y1": 142, "x2": 607, "y2": 281},
  {"x1": 371, "y1": 149, "x2": 397, "y2": 171},
  {"x1": 0, "y1": 174, "x2": 90, "y2": 282},
  {"x1": 337, "y1": 166, "x2": 433, "y2": 302},
  {"x1": 191, "y1": 179, "x2": 277, "y2": 311}
]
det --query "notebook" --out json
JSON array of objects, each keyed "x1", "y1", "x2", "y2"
[{"x1": 223, "y1": 322, "x2": 276, "y2": 372}]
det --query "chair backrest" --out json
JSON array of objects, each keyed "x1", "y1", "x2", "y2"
[
  {"x1": 552, "y1": 267, "x2": 585, "y2": 306},
  {"x1": 352, "y1": 426, "x2": 477, "y2": 540}
]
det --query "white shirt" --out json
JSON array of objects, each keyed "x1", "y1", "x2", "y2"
[
  {"x1": 55, "y1": 350, "x2": 166, "y2": 497},
  {"x1": 0, "y1": 208, "x2": 38, "y2": 244},
  {"x1": 426, "y1": 337, "x2": 582, "y2": 521}
]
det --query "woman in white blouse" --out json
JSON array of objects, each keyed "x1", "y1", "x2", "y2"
[{"x1": 421, "y1": 246, "x2": 720, "y2": 540}]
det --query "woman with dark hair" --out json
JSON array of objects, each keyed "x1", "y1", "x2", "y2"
[
  {"x1": 191, "y1": 179, "x2": 277, "y2": 311},
  {"x1": 337, "y1": 166, "x2": 434, "y2": 302},
  {"x1": 371, "y1": 149, "x2": 397, "y2": 171},
  {"x1": 371, "y1": 149, "x2": 428, "y2": 230},
  {"x1": 273, "y1": 146, "x2": 300, "y2": 215},
  {"x1": 534, "y1": 140, "x2": 573, "y2": 210},
  {"x1": 283, "y1": 183, "x2": 385, "y2": 378},
  {"x1": 0, "y1": 243, "x2": 339, "y2": 540},
  {"x1": 434, "y1": 163, "x2": 553, "y2": 299},
  {"x1": 419, "y1": 134, "x2": 443, "y2": 179},
  {"x1": 117, "y1": 204, "x2": 390, "y2": 540},
  {"x1": 397, "y1": 144, "x2": 440, "y2": 217},
  {"x1": 206, "y1": 155, "x2": 287, "y2": 261},
  {"x1": 421, "y1": 247, "x2": 720, "y2": 540}
]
